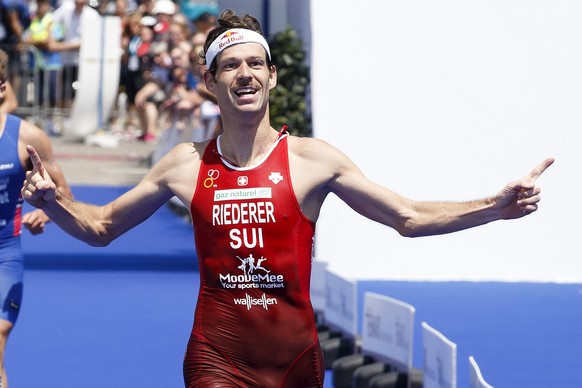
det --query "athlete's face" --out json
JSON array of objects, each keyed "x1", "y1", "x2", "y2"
[{"x1": 205, "y1": 43, "x2": 276, "y2": 116}]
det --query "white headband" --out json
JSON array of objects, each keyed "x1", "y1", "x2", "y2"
[{"x1": 205, "y1": 28, "x2": 271, "y2": 69}]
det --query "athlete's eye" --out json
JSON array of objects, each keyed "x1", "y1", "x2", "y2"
[{"x1": 250, "y1": 60, "x2": 264, "y2": 69}]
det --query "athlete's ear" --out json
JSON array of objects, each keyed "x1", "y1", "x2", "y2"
[
  {"x1": 268, "y1": 65, "x2": 277, "y2": 90},
  {"x1": 203, "y1": 70, "x2": 216, "y2": 93}
]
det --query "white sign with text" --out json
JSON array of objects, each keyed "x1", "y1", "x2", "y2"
[
  {"x1": 422, "y1": 321, "x2": 457, "y2": 388},
  {"x1": 361, "y1": 292, "x2": 415, "y2": 372},
  {"x1": 324, "y1": 270, "x2": 357, "y2": 336}
]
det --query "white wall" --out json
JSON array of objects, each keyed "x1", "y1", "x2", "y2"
[{"x1": 310, "y1": 1, "x2": 582, "y2": 282}]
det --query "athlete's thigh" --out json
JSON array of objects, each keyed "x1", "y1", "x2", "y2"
[{"x1": 0, "y1": 246, "x2": 24, "y2": 325}]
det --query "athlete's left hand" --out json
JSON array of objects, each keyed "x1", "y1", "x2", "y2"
[{"x1": 494, "y1": 157, "x2": 555, "y2": 219}]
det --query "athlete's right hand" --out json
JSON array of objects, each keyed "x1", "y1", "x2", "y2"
[{"x1": 21, "y1": 145, "x2": 57, "y2": 208}]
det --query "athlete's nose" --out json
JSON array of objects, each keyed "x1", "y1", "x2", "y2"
[{"x1": 236, "y1": 62, "x2": 253, "y2": 81}]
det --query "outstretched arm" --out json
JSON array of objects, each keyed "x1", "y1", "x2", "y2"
[
  {"x1": 320, "y1": 142, "x2": 554, "y2": 237},
  {"x1": 21, "y1": 145, "x2": 177, "y2": 246}
]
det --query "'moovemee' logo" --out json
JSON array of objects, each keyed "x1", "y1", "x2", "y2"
[{"x1": 219, "y1": 253, "x2": 285, "y2": 294}]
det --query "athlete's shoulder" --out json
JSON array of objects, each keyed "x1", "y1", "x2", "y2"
[
  {"x1": 165, "y1": 140, "x2": 211, "y2": 160},
  {"x1": 287, "y1": 135, "x2": 334, "y2": 155},
  {"x1": 145, "y1": 141, "x2": 213, "y2": 203},
  {"x1": 287, "y1": 135, "x2": 347, "y2": 165},
  {"x1": 18, "y1": 118, "x2": 51, "y2": 150}
]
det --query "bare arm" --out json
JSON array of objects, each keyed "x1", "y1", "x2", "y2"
[
  {"x1": 24, "y1": 20, "x2": 55, "y2": 51},
  {"x1": 6, "y1": 10, "x2": 24, "y2": 43},
  {"x1": 294, "y1": 138, "x2": 554, "y2": 237},
  {"x1": 21, "y1": 142, "x2": 200, "y2": 246},
  {"x1": 49, "y1": 39, "x2": 81, "y2": 52}
]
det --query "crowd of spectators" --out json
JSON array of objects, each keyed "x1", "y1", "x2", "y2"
[
  {"x1": 115, "y1": 0, "x2": 222, "y2": 144},
  {"x1": 1, "y1": 0, "x2": 222, "y2": 144}
]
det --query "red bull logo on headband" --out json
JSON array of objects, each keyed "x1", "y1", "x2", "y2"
[
  {"x1": 218, "y1": 31, "x2": 245, "y2": 50},
  {"x1": 222, "y1": 31, "x2": 239, "y2": 39}
]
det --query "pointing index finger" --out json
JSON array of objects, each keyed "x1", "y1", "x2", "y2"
[
  {"x1": 529, "y1": 157, "x2": 555, "y2": 181},
  {"x1": 26, "y1": 145, "x2": 45, "y2": 177}
]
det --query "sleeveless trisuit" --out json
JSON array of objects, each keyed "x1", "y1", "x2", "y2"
[{"x1": 185, "y1": 131, "x2": 325, "y2": 387}]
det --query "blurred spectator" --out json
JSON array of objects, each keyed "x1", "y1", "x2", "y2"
[
  {"x1": 136, "y1": 0, "x2": 155, "y2": 18},
  {"x1": 0, "y1": 49, "x2": 17, "y2": 113},
  {"x1": 188, "y1": 42, "x2": 220, "y2": 141},
  {"x1": 159, "y1": 45, "x2": 198, "y2": 118},
  {"x1": 171, "y1": 8, "x2": 188, "y2": 27},
  {"x1": 191, "y1": 11, "x2": 215, "y2": 37},
  {"x1": 115, "y1": 0, "x2": 138, "y2": 16},
  {"x1": 167, "y1": 18, "x2": 191, "y2": 53},
  {"x1": 0, "y1": 0, "x2": 30, "y2": 95},
  {"x1": 0, "y1": 0, "x2": 29, "y2": 48},
  {"x1": 189, "y1": 11, "x2": 215, "y2": 57},
  {"x1": 133, "y1": 39, "x2": 171, "y2": 142},
  {"x1": 93, "y1": 0, "x2": 133, "y2": 17},
  {"x1": 22, "y1": 0, "x2": 62, "y2": 119},
  {"x1": 51, "y1": 0, "x2": 100, "y2": 108},
  {"x1": 23, "y1": 0, "x2": 59, "y2": 64},
  {"x1": 118, "y1": 14, "x2": 155, "y2": 137},
  {"x1": 151, "y1": 0, "x2": 174, "y2": 41}
]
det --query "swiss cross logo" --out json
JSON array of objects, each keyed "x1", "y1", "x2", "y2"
[
  {"x1": 268, "y1": 172, "x2": 283, "y2": 184},
  {"x1": 237, "y1": 176, "x2": 249, "y2": 186}
]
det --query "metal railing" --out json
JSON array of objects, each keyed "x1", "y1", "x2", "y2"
[{"x1": 3, "y1": 43, "x2": 75, "y2": 135}]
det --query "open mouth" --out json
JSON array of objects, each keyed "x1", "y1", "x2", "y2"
[{"x1": 234, "y1": 87, "x2": 257, "y2": 97}]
